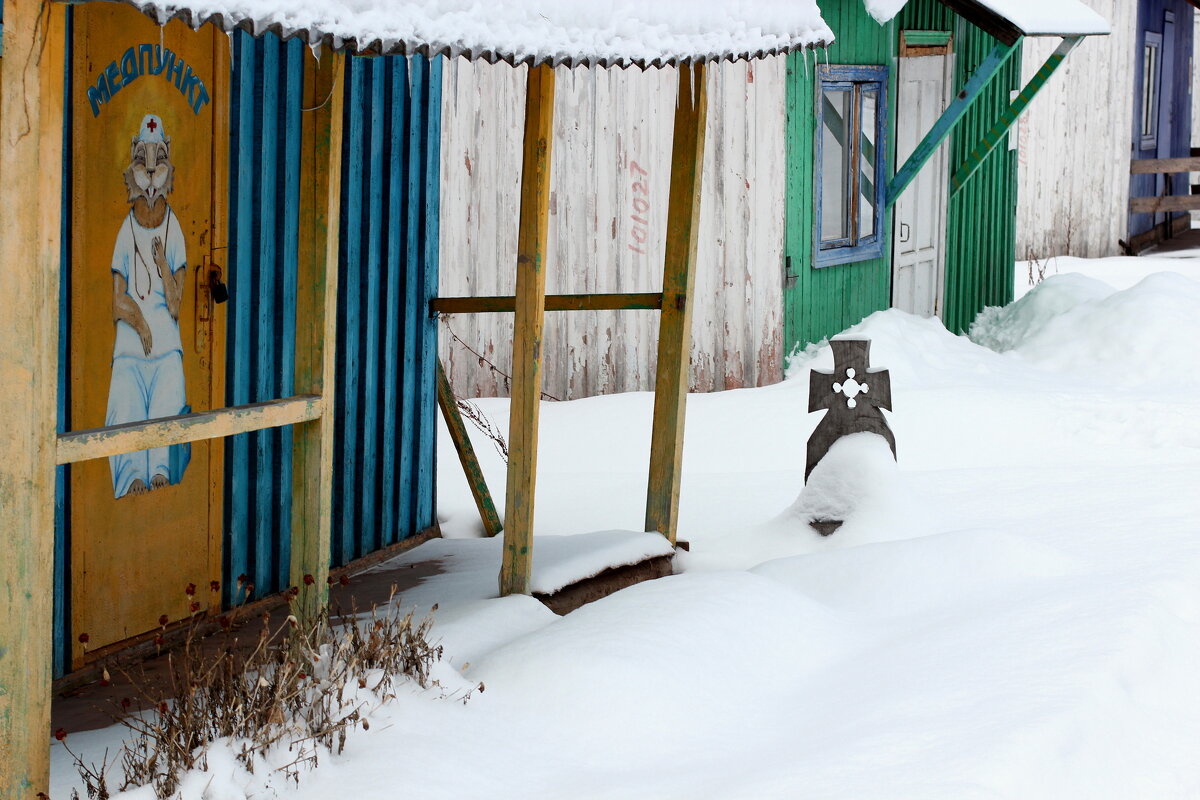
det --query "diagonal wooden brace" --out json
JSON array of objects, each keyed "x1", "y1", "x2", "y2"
[
  {"x1": 950, "y1": 35, "x2": 1083, "y2": 196},
  {"x1": 885, "y1": 40, "x2": 1020, "y2": 209}
]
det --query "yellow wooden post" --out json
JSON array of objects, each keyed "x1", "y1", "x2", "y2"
[
  {"x1": 436, "y1": 360, "x2": 503, "y2": 538},
  {"x1": 645, "y1": 63, "x2": 708, "y2": 545},
  {"x1": 499, "y1": 63, "x2": 555, "y2": 596},
  {"x1": 290, "y1": 50, "x2": 345, "y2": 622},
  {"x1": 0, "y1": 1, "x2": 66, "y2": 794}
]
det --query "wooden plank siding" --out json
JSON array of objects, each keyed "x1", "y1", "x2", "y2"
[
  {"x1": 437, "y1": 58, "x2": 785, "y2": 400},
  {"x1": 1016, "y1": 1, "x2": 1137, "y2": 258}
]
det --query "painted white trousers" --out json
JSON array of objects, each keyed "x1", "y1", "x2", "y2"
[{"x1": 106, "y1": 351, "x2": 186, "y2": 498}]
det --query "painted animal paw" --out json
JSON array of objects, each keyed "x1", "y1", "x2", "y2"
[
  {"x1": 129, "y1": 479, "x2": 148, "y2": 495},
  {"x1": 150, "y1": 473, "x2": 169, "y2": 490}
]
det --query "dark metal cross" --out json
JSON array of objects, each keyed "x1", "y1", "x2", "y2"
[{"x1": 806, "y1": 339, "x2": 895, "y2": 480}]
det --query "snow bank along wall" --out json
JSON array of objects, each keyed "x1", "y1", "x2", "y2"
[
  {"x1": 1016, "y1": 0, "x2": 1136, "y2": 259},
  {"x1": 438, "y1": 58, "x2": 786, "y2": 400}
]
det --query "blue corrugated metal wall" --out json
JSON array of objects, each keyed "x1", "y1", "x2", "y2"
[
  {"x1": 332, "y1": 55, "x2": 442, "y2": 566},
  {"x1": 226, "y1": 39, "x2": 443, "y2": 593},
  {"x1": 224, "y1": 31, "x2": 304, "y2": 604}
]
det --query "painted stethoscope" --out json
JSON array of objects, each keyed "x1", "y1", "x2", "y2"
[{"x1": 126, "y1": 206, "x2": 177, "y2": 302}]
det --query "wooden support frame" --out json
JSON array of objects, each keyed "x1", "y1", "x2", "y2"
[
  {"x1": 499, "y1": 63, "x2": 555, "y2": 596},
  {"x1": 1129, "y1": 195, "x2": 1200, "y2": 214},
  {"x1": 885, "y1": 40, "x2": 1019, "y2": 209},
  {"x1": 1130, "y1": 157, "x2": 1200, "y2": 174},
  {"x1": 432, "y1": 292, "x2": 662, "y2": 314},
  {"x1": 291, "y1": 49, "x2": 345, "y2": 621},
  {"x1": 57, "y1": 396, "x2": 321, "y2": 464},
  {"x1": 436, "y1": 361, "x2": 503, "y2": 537},
  {"x1": 949, "y1": 36, "x2": 1082, "y2": 196},
  {"x1": 645, "y1": 63, "x2": 708, "y2": 545},
  {"x1": 0, "y1": 2, "x2": 66, "y2": 794}
]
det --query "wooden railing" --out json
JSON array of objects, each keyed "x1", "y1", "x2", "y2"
[{"x1": 1129, "y1": 154, "x2": 1200, "y2": 214}]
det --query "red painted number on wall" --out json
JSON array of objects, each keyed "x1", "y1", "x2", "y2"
[{"x1": 628, "y1": 160, "x2": 650, "y2": 255}]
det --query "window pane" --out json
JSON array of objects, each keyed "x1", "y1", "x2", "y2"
[
  {"x1": 859, "y1": 88, "x2": 878, "y2": 240},
  {"x1": 1142, "y1": 41, "x2": 1159, "y2": 140},
  {"x1": 821, "y1": 88, "x2": 851, "y2": 242}
]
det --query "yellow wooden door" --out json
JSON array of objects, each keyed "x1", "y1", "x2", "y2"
[{"x1": 70, "y1": 5, "x2": 228, "y2": 665}]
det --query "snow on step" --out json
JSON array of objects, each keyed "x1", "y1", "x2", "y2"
[
  {"x1": 361, "y1": 529, "x2": 675, "y2": 611},
  {"x1": 529, "y1": 530, "x2": 676, "y2": 596},
  {"x1": 119, "y1": 0, "x2": 833, "y2": 66}
]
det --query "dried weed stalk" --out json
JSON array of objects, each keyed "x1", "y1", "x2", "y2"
[{"x1": 64, "y1": 583, "x2": 472, "y2": 799}]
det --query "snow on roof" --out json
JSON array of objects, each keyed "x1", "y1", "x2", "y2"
[
  {"x1": 110, "y1": 0, "x2": 833, "y2": 67},
  {"x1": 972, "y1": 0, "x2": 1110, "y2": 36},
  {"x1": 863, "y1": 0, "x2": 1109, "y2": 36}
]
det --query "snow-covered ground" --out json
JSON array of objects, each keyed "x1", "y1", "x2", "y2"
[{"x1": 53, "y1": 253, "x2": 1200, "y2": 798}]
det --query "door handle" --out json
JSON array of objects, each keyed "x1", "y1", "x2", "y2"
[
  {"x1": 783, "y1": 255, "x2": 799, "y2": 289},
  {"x1": 900, "y1": 223, "x2": 911, "y2": 243}
]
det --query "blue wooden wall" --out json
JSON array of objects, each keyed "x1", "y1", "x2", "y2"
[
  {"x1": 332, "y1": 54, "x2": 442, "y2": 566},
  {"x1": 225, "y1": 36, "x2": 443, "y2": 595},
  {"x1": 1129, "y1": 0, "x2": 1195, "y2": 241},
  {"x1": 224, "y1": 31, "x2": 304, "y2": 603}
]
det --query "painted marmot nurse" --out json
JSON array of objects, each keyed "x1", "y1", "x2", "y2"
[{"x1": 106, "y1": 112, "x2": 190, "y2": 498}]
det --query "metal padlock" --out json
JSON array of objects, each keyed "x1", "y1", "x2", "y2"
[{"x1": 210, "y1": 267, "x2": 230, "y2": 304}]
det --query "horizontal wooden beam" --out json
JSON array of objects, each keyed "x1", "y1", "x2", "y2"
[
  {"x1": 1129, "y1": 195, "x2": 1200, "y2": 214},
  {"x1": 57, "y1": 395, "x2": 322, "y2": 465},
  {"x1": 1130, "y1": 157, "x2": 1200, "y2": 174},
  {"x1": 432, "y1": 292, "x2": 663, "y2": 314}
]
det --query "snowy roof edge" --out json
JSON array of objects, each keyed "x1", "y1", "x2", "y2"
[
  {"x1": 866, "y1": 0, "x2": 1110, "y2": 39},
  {"x1": 102, "y1": 0, "x2": 833, "y2": 67}
]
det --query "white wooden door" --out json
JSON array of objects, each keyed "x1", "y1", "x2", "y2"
[{"x1": 892, "y1": 55, "x2": 952, "y2": 318}]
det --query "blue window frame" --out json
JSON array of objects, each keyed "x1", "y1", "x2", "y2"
[{"x1": 814, "y1": 64, "x2": 888, "y2": 267}]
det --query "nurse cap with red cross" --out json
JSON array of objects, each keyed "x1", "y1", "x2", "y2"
[{"x1": 137, "y1": 113, "x2": 166, "y2": 144}]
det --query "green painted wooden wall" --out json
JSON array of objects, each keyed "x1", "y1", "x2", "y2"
[
  {"x1": 900, "y1": 1, "x2": 1021, "y2": 334},
  {"x1": 784, "y1": 0, "x2": 1022, "y2": 352},
  {"x1": 785, "y1": 0, "x2": 897, "y2": 353}
]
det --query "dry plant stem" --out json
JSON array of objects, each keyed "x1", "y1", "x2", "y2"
[{"x1": 66, "y1": 585, "x2": 469, "y2": 799}]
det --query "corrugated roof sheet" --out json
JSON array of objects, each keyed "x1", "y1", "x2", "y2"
[{"x1": 101, "y1": 0, "x2": 833, "y2": 67}]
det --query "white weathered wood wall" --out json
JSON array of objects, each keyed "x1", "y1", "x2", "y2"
[
  {"x1": 437, "y1": 57, "x2": 786, "y2": 399},
  {"x1": 1015, "y1": 1, "x2": 1137, "y2": 259}
]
